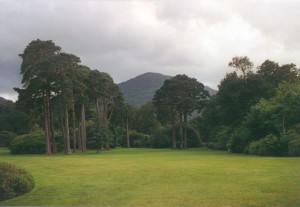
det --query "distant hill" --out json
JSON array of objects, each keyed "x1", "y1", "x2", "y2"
[
  {"x1": 118, "y1": 72, "x2": 172, "y2": 106},
  {"x1": 118, "y1": 72, "x2": 217, "y2": 107},
  {"x1": 0, "y1": 97, "x2": 7, "y2": 104}
]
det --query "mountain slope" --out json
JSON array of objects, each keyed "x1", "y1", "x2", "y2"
[
  {"x1": 118, "y1": 72, "x2": 172, "y2": 106},
  {"x1": 118, "y1": 72, "x2": 217, "y2": 107},
  {"x1": 0, "y1": 97, "x2": 7, "y2": 104}
]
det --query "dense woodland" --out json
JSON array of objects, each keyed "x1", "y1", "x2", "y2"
[{"x1": 0, "y1": 39, "x2": 300, "y2": 156}]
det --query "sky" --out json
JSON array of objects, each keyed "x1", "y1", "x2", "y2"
[{"x1": 1, "y1": 0, "x2": 300, "y2": 101}]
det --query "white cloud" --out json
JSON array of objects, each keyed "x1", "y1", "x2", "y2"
[{"x1": 0, "y1": 0, "x2": 300, "y2": 101}]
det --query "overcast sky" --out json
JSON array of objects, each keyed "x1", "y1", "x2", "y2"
[{"x1": 1, "y1": 0, "x2": 300, "y2": 101}]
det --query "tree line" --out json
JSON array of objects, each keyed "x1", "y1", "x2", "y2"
[
  {"x1": 195, "y1": 56, "x2": 300, "y2": 156},
  {"x1": 0, "y1": 39, "x2": 299, "y2": 156}
]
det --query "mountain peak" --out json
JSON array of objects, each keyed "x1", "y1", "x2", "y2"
[
  {"x1": 118, "y1": 72, "x2": 217, "y2": 107},
  {"x1": 118, "y1": 72, "x2": 172, "y2": 106}
]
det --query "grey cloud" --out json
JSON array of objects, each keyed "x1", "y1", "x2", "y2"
[{"x1": 1, "y1": 0, "x2": 300, "y2": 101}]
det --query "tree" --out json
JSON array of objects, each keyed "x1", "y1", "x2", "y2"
[
  {"x1": 257, "y1": 60, "x2": 299, "y2": 96},
  {"x1": 153, "y1": 78, "x2": 179, "y2": 149},
  {"x1": 17, "y1": 40, "x2": 82, "y2": 154},
  {"x1": 228, "y1": 56, "x2": 253, "y2": 79},
  {"x1": 123, "y1": 103, "x2": 136, "y2": 148},
  {"x1": 73, "y1": 65, "x2": 91, "y2": 152},
  {"x1": 174, "y1": 75, "x2": 209, "y2": 148},
  {"x1": 17, "y1": 39, "x2": 61, "y2": 154},
  {"x1": 88, "y1": 70, "x2": 123, "y2": 151},
  {"x1": 246, "y1": 82, "x2": 300, "y2": 139},
  {"x1": 134, "y1": 101, "x2": 160, "y2": 135},
  {"x1": 153, "y1": 74, "x2": 209, "y2": 149}
]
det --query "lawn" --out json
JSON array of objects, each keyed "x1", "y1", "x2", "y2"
[{"x1": 0, "y1": 147, "x2": 300, "y2": 207}]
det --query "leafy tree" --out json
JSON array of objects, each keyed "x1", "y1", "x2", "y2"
[
  {"x1": 0, "y1": 131, "x2": 16, "y2": 147},
  {"x1": 228, "y1": 56, "x2": 253, "y2": 79},
  {"x1": 123, "y1": 103, "x2": 136, "y2": 148},
  {"x1": 134, "y1": 101, "x2": 160, "y2": 135},
  {"x1": 16, "y1": 39, "x2": 83, "y2": 154},
  {"x1": 257, "y1": 60, "x2": 300, "y2": 97},
  {"x1": 246, "y1": 82, "x2": 300, "y2": 139},
  {"x1": 88, "y1": 70, "x2": 124, "y2": 151},
  {"x1": 153, "y1": 74, "x2": 209, "y2": 149},
  {"x1": 17, "y1": 39, "x2": 61, "y2": 154}
]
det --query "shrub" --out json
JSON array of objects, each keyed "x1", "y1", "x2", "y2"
[
  {"x1": 247, "y1": 140, "x2": 261, "y2": 155},
  {"x1": 288, "y1": 139, "x2": 300, "y2": 156},
  {"x1": 0, "y1": 162, "x2": 35, "y2": 200},
  {"x1": 119, "y1": 130, "x2": 149, "y2": 148},
  {"x1": 259, "y1": 134, "x2": 282, "y2": 156},
  {"x1": 207, "y1": 142, "x2": 226, "y2": 150},
  {"x1": 149, "y1": 127, "x2": 171, "y2": 148},
  {"x1": 0, "y1": 131, "x2": 16, "y2": 147},
  {"x1": 247, "y1": 134, "x2": 282, "y2": 156},
  {"x1": 148, "y1": 125, "x2": 202, "y2": 148},
  {"x1": 229, "y1": 127, "x2": 251, "y2": 153},
  {"x1": 9, "y1": 130, "x2": 45, "y2": 154},
  {"x1": 129, "y1": 131, "x2": 149, "y2": 148}
]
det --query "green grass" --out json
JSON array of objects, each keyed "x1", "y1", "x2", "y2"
[{"x1": 0, "y1": 147, "x2": 300, "y2": 207}]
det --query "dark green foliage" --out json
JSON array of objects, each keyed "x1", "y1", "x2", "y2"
[
  {"x1": 228, "y1": 127, "x2": 251, "y2": 153},
  {"x1": 7, "y1": 129, "x2": 63, "y2": 154},
  {"x1": 130, "y1": 131, "x2": 149, "y2": 148},
  {"x1": 0, "y1": 162, "x2": 35, "y2": 200},
  {"x1": 149, "y1": 127, "x2": 172, "y2": 148},
  {"x1": 0, "y1": 101, "x2": 30, "y2": 135},
  {"x1": 9, "y1": 130, "x2": 45, "y2": 154},
  {"x1": 134, "y1": 102, "x2": 160, "y2": 135},
  {"x1": 247, "y1": 134, "x2": 283, "y2": 156},
  {"x1": 199, "y1": 57, "x2": 300, "y2": 156},
  {"x1": 288, "y1": 139, "x2": 300, "y2": 156},
  {"x1": 207, "y1": 142, "x2": 226, "y2": 150},
  {"x1": 256, "y1": 134, "x2": 282, "y2": 156},
  {"x1": 148, "y1": 125, "x2": 202, "y2": 148},
  {"x1": 247, "y1": 126, "x2": 300, "y2": 157},
  {"x1": 120, "y1": 131, "x2": 149, "y2": 148},
  {"x1": 286, "y1": 125, "x2": 300, "y2": 156},
  {"x1": 0, "y1": 131, "x2": 16, "y2": 147}
]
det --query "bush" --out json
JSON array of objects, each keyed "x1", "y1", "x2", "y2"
[
  {"x1": 288, "y1": 139, "x2": 300, "y2": 156},
  {"x1": 0, "y1": 162, "x2": 35, "y2": 200},
  {"x1": 149, "y1": 127, "x2": 171, "y2": 148},
  {"x1": 247, "y1": 134, "x2": 282, "y2": 156},
  {"x1": 148, "y1": 125, "x2": 202, "y2": 149},
  {"x1": 129, "y1": 131, "x2": 149, "y2": 148},
  {"x1": 0, "y1": 131, "x2": 16, "y2": 147},
  {"x1": 247, "y1": 140, "x2": 261, "y2": 155},
  {"x1": 229, "y1": 127, "x2": 251, "y2": 153},
  {"x1": 9, "y1": 130, "x2": 45, "y2": 154},
  {"x1": 207, "y1": 142, "x2": 226, "y2": 150},
  {"x1": 119, "y1": 130, "x2": 149, "y2": 148}
]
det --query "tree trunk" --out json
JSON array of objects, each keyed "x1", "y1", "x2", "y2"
[
  {"x1": 183, "y1": 113, "x2": 188, "y2": 149},
  {"x1": 65, "y1": 109, "x2": 71, "y2": 155},
  {"x1": 78, "y1": 121, "x2": 82, "y2": 151},
  {"x1": 60, "y1": 116, "x2": 66, "y2": 153},
  {"x1": 126, "y1": 115, "x2": 130, "y2": 148},
  {"x1": 171, "y1": 108, "x2": 177, "y2": 149},
  {"x1": 50, "y1": 111, "x2": 56, "y2": 153},
  {"x1": 44, "y1": 96, "x2": 51, "y2": 154},
  {"x1": 72, "y1": 104, "x2": 76, "y2": 153},
  {"x1": 81, "y1": 103, "x2": 86, "y2": 152},
  {"x1": 179, "y1": 113, "x2": 183, "y2": 149},
  {"x1": 46, "y1": 92, "x2": 53, "y2": 153}
]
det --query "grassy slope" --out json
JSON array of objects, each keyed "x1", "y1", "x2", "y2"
[{"x1": 0, "y1": 148, "x2": 299, "y2": 207}]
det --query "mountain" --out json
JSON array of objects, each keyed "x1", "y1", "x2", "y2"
[
  {"x1": 118, "y1": 72, "x2": 218, "y2": 107},
  {"x1": 0, "y1": 97, "x2": 7, "y2": 104},
  {"x1": 118, "y1": 72, "x2": 172, "y2": 106}
]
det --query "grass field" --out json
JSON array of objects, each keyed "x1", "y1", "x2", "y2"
[{"x1": 0, "y1": 147, "x2": 300, "y2": 207}]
